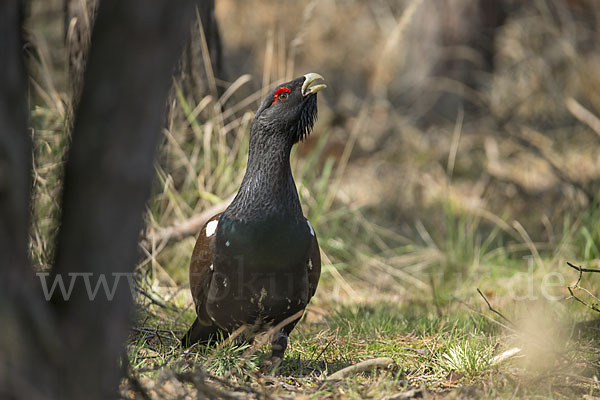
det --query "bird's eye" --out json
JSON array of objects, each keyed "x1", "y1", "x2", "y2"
[{"x1": 271, "y1": 86, "x2": 291, "y2": 105}]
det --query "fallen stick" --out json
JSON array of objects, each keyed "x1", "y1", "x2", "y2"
[
  {"x1": 566, "y1": 97, "x2": 600, "y2": 139},
  {"x1": 326, "y1": 357, "x2": 396, "y2": 380},
  {"x1": 490, "y1": 347, "x2": 521, "y2": 365},
  {"x1": 477, "y1": 288, "x2": 514, "y2": 326},
  {"x1": 141, "y1": 194, "x2": 234, "y2": 249}
]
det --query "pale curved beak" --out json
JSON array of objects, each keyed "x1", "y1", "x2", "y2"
[{"x1": 302, "y1": 72, "x2": 327, "y2": 96}]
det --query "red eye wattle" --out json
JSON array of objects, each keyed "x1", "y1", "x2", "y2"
[{"x1": 272, "y1": 87, "x2": 291, "y2": 105}]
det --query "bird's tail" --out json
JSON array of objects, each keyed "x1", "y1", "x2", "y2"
[
  {"x1": 180, "y1": 317, "x2": 226, "y2": 348},
  {"x1": 180, "y1": 318, "x2": 202, "y2": 348}
]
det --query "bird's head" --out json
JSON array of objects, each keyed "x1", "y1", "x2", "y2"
[{"x1": 253, "y1": 73, "x2": 327, "y2": 144}]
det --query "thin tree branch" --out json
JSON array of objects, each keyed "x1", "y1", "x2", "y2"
[
  {"x1": 477, "y1": 288, "x2": 514, "y2": 326},
  {"x1": 326, "y1": 357, "x2": 396, "y2": 381},
  {"x1": 141, "y1": 193, "x2": 233, "y2": 249},
  {"x1": 567, "y1": 261, "x2": 600, "y2": 274},
  {"x1": 566, "y1": 262, "x2": 600, "y2": 313}
]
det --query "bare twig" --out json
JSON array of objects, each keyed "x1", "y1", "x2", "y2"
[
  {"x1": 215, "y1": 324, "x2": 249, "y2": 350},
  {"x1": 566, "y1": 97, "x2": 600, "y2": 139},
  {"x1": 141, "y1": 194, "x2": 234, "y2": 249},
  {"x1": 313, "y1": 338, "x2": 334, "y2": 363},
  {"x1": 136, "y1": 286, "x2": 180, "y2": 312},
  {"x1": 131, "y1": 326, "x2": 180, "y2": 342},
  {"x1": 326, "y1": 357, "x2": 396, "y2": 381},
  {"x1": 566, "y1": 262, "x2": 600, "y2": 313},
  {"x1": 567, "y1": 261, "x2": 600, "y2": 274},
  {"x1": 566, "y1": 287, "x2": 600, "y2": 312},
  {"x1": 476, "y1": 288, "x2": 514, "y2": 326}
]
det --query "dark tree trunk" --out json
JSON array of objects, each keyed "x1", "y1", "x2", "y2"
[
  {"x1": 1, "y1": 0, "x2": 201, "y2": 398},
  {"x1": 179, "y1": 0, "x2": 224, "y2": 100},
  {"x1": 65, "y1": 0, "x2": 224, "y2": 120},
  {"x1": 50, "y1": 1, "x2": 200, "y2": 398},
  {"x1": 0, "y1": 1, "x2": 30, "y2": 272},
  {"x1": 0, "y1": 2, "x2": 54, "y2": 399},
  {"x1": 423, "y1": 0, "x2": 507, "y2": 121}
]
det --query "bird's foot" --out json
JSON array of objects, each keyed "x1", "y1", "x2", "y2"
[{"x1": 259, "y1": 330, "x2": 287, "y2": 374}]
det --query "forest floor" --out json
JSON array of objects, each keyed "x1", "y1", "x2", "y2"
[{"x1": 121, "y1": 256, "x2": 600, "y2": 399}]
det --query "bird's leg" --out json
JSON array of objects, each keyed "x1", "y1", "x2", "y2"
[
  {"x1": 264, "y1": 330, "x2": 288, "y2": 372},
  {"x1": 271, "y1": 331, "x2": 288, "y2": 360}
]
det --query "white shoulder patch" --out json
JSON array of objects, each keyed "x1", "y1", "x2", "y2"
[
  {"x1": 205, "y1": 219, "x2": 218, "y2": 237},
  {"x1": 306, "y1": 220, "x2": 315, "y2": 236}
]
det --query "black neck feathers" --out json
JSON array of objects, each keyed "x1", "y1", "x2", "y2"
[{"x1": 223, "y1": 122, "x2": 303, "y2": 222}]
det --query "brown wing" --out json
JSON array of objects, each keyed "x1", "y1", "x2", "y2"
[
  {"x1": 182, "y1": 213, "x2": 229, "y2": 346},
  {"x1": 189, "y1": 213, "x2": 221, "y2": 325},
  {"x1": 306, "y1": 219, "x2": 321, "y2": 299}
]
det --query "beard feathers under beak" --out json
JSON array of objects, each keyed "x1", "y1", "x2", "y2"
[{"x1": 299, "y1": 96, "x2": 318, "y2": 142}]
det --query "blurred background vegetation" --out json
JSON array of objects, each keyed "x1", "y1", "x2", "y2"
[{"x1": 24, "y1": 0, "x2": 600, "y2": 397}]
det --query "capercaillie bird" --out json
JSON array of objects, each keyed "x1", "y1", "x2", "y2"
[{"x1": 181, "y1": 73, "x2": 326, "y2": 365}]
